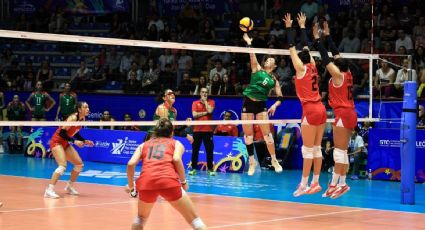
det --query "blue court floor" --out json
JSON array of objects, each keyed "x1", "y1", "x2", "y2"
[{"x1": 1, "y1": 153, "x2": 424, "y2": 214}]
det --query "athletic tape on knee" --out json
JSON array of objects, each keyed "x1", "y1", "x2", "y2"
[
  {"x1": 244, "y1": 135, "x2": 253, "y2": 145},
  {"x1": 191, "y1": 217, "x2": 206, "y2": 230},
  {"x1": 263, "y1": 133, "x2": 274, "y2": 145},
  {"x1": 333, "y1": 148, "x2": 347, "y2": 164},
  {"x1": 313, "y1": 146, "x2": 322, "y2": 158},
  {"x1": 73, "y1": 164, "x2": 84, "y2": 172},
  {"x1": 54, "y1": 165, "x2": 66, "y2": 175},
  {"x1": 302, "y1": 146, "x2": 314, "y2": 159},
  {"x1": 133, "y1": 216, "x2": 146, "y2": 228}
]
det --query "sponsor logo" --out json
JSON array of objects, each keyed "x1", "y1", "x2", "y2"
[
  {"x1": 95, "y1": 141, "x2": 110, "y2": 148},
  {"x1": 111, "y1": 137, "x2": 140, "y2": 155},
  {"x1": 87, "y1": 112, "x2": 103, "y2": 120},
  {"x1": 416, "y1": 141, "x2": 425, "y2": 148},
  {"x1": 379, "y1": 139, "x2": 401, "y2": 148}
]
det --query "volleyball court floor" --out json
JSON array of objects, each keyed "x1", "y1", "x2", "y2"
[{"x1": 1, "y1": 153, "x2": 424, "y2": 229}]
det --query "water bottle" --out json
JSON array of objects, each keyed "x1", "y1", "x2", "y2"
[{"x1": 368, "y1": 169, "x2": 372, "y2": 180}]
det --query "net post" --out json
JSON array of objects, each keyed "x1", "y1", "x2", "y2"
[
  {"x1": 400, "y1": 80, "x2": 417, "y2": 205},
  {"x1": 368, "y1": 54, "x2": 374, "y2": 120}
]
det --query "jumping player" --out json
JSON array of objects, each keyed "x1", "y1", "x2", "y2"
[
  {"x1": 313, "y1": 22, "x2": 357, "y2": 199},
  {"x1": 241, "y1": 32, "x2": 284, "y2": 176},
  {"x1": 44, "y1": 101, "x2": 94, "y2": 198},
  {"x1": 283, "y1": 13, "x2": 326, "y2": 196},
  {"x1": 126, "y1": 118, "x2": 207, "y2": 230}
]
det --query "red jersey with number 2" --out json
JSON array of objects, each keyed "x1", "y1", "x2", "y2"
[
  {"x1": 328, "y1": 71, "x2": 355, "y2": 109},
  {"x1": 294, "y1": 63, "x2": 321, "y2": 105},
  {"x1": 136, "y1": 137, "x2": 180, "y2": 190}
]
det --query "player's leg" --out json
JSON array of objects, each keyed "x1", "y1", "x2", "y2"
[
  {"x1": 64, "y1": 145, "x2": 84, "y2": 195},
  {"x1": 257, "y1": 111, "x2": 282, "y2": 173},
  {"x1": 242, "y1": 112, "x2": 255, "y2": 175},
  {"x1": 45, "y1": 144, "x2": 67, "y2": 198}
]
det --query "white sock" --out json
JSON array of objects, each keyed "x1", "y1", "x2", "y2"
[
  {"x1": 312, "y1": 174, "x2": 320, "y2": 184},
  {"x1": 339, "y1": 175, "x2": 346, "y2": 186},
  {"x1": 191, "y1": 217, "x2": 206, "y2": 230},
  {"x1": 301, "y1": 176, "x2": 309, "y2": 186},
  {"x1": 331, "y1": 173, "x2": 340, "y2": 186},
  {"x1": 48, "y1": 184, "x2": 54, "y2": 190}
]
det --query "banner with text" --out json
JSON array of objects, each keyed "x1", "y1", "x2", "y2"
[{"x1": 12, "y1": 0, "x2": 130, "y2": 14}]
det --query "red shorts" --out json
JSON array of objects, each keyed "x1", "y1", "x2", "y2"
[
  {"x1": 49, "y1": 136, "x2": 70, "y2": 150},
  {"x1": 138, "y1": 186, "x2": 182, "y2": 203},
  {"x1": 301, "y1": 102, "x2": 327, "y2": 126},
  {"x1": 333, "y1": 107, "x2": 358, "y2": 129}
]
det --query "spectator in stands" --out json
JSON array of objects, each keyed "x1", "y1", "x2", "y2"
[
  {"x1": 349, "y1": 127, "x2": 365, "y2": 180},
  {"x1": 3, "y1": 60, "x2": 23, "y2": 91},
  {"x1": 70, "y1": 60, "x2": 90, "y2": 91},
  {"x1": 159, "y1": 63, "x2": 176, "y2": 91},
  {"x1": 89, "y1": 57, "x2": 107, "y2": 90},
  {"x1": 6, "y1": 95, "x2": 26, "y2": 151},
  {"x1": 209, "y1": 52, "x2": 232, "y2": 67},
  {"x1": 373, "y1": 60, "x2": 395, "y2": 98},
  {"x1": 358, "y1": 118, "x2": 372, "y2": 150},
  {"x1": 127, "y1": 61, "x2": 143, "y2": 81},
  {"x1": 417, "y1": 105, "x2": 425, "y2": 128},
  {"x1": 176, "y1": 72, "x2": 195, "y2": 95},
  {"x1": 16, "y1": 14, "x2": 31, "y2": 31},
  {"x1": 395, "y1": 58, "x2": 417, "y2": 97},
  {"x1": 322, "y1": 139, "x2": 334, "y2": 173},
  {"x1": 395, "y1": 29, "x2": 413, "y2": 53},
  {"x1": 210, "y1": 73, "x2": 222, "y2": 95},
  {"x1": 413, "y1": 17, "x2": 425, "y2": 48},
  {"x1": 338, "y1": 30, "x2": 361, "y2": 53},
  {"x1": 36, "y1": 60, "x2": 53, "y2": 91},
  {"x1": 105, "y1": 47, "x2": 121, "y2": 79},
  {"x1": 379, "y1": 16, "x2": 397, "y2": 42},
  {"x1": 300, "y1": 0, "x2": 319, "y2": 23},
  {"x1": 199, "y1": 19, "x2": 216, "y2": 44},
  {"x1": 194, "y1": 76, "x2": 210, "y2": 95},
  {"x1": 55, "y1": 83, "x2": 77, "y2": 121},
  {"x1": 418, "y1": 70, "x2": 425, "y2": 98},
  {"x1": 48, "y1": 8, "x2": 68, "y2": 33},
  {"x1": 148, "y1": 13, "x2": 164, "y2": 32},
  {"x1": 146, "y1": 24, "x2": 159, "y2": 41},
  {"x1": 158, "y1": 49, "x2": 176, "y2": 72},
  {"x1": 220, "y1": 73, "x2": 236, "y2": 95},
  {"x1": 119, "y1": 113, "x2": 141, "y2": 131},
  {"x1": 99, "y1": 110, "x2": 115, "y2": 130},
  {"x1": 251, "y1": 30, "x2": 266, "y2": 48},
  {"x1": 22, "y1": 60, "x2": 35, "y2": 91},
  {"x1": 398, "y1": 5, "x2": 413, "y2": 33},
  {"x1": 214, "y1": 111, "x2": 238, "y2": 137},
  {"x1": 141, "y1": 58, "x2": 160, "y2": 94},
  {"x1": 276, "y1": 58, "x2": 292, "y2": 94},
  {"x1": 120, "y1": 49, "x2": 134, "y2": 78},
  {"x1": 413, "y1": 46, "x2": 425, "y2": 70},
  {"x1": 25, "y1": 81, "x2": 56, "y2": 121},
  {"x1": 209, "y1": 59, "x2": 227, "y2": 81},
  {"x1": 176, "y1": 50, "x2": 193, "y2": 86},
  {"x1": 123, "y1": 71, "x2": 141, "y2": 94}
]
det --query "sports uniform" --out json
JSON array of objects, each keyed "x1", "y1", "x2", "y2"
[{"x1": 242, "y1": 70, "x2": 275, "y2": 114}]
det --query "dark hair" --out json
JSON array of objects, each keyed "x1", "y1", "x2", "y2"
[
  {"x1": 155, "y1": 89, "x2": 171, "y2": 104},
  {"x1": 153, "y1": 118, "x2": 173, "y2": 137},
  {"x1": 298, "y1": 49, "x2": 311, "y2": 64},
  {"x1": 334, "y1": 58, "x2": 349, "y2": 72}
]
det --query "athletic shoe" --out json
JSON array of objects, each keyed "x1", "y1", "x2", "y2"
[
  {"x1": 44, "y1": 188, "x2": 60, "y2": 199},
  {"x1": 322, "y1": 184, "x2": 337, "y2": 198},
  {"x1": 247, "y1": 160, "x2": 257, "y2": 176},
  {"x1": 306, "y1": 182, "x2": 322, "y2": 194},
  {"x1": 293, "y1": 184, "x2": 310, "y2": 197},
  {"x1": 188, "y1": 169, "x2": 197, "y2": 176},
  {"x1": 65, "y1": 184, "x2": 80, "y2": 195},
  {"x1": 330, "y1": 184, "x2": 350, "y2": 199},
  {"x1": 271, "y1": 159, "x2": 283, "y2": 173},
  {"x1": 208, "y1": 171, "x2": 216, "y2": 176}
]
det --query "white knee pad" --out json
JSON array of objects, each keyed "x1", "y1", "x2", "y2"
[
  {"x1": 302, "y1": 145, "x2": 314, "y2": 159},
  {"x1": 244, "y1": 135, "x2": 253, "y2": 145},
  {"x1": 263, "y1": 133, "x2": 274, "y2": 145},
  {"x1": 54, "y1": 165, "x2": 66, "y2": 175},
  {"x1": 133, "y1": 216, "x2": 146, "y2": 228},
  {"x1": 333, "y1": 148, "x2": 347, "y2": 164},
  {"x1": 191, "y1": 217, "x2": 206, "y2": 230},
  {"x1": 313, "y1": 146, "x2": 322, "y2": 158},
  {"x1": 73, "y1": 164, "x2": 84, "y2": 172},
  {"x1": 344, "y1": 152, "x2": 349, "y2": 164}
]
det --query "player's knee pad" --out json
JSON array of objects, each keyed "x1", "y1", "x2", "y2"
[
  {"x1": 302, "y1": 145, "x2": 314, "y2": 159},
  {"x1": 313, "y1": 145, "x2": 322, "y2": 158},
  {"x1": 244, "y1": 135, "x2": 253, "y2": 145},
  {"x1": 54, "y1": 165, "x2": 66, "y2": 175},
  {"x1": 73, "y1": 164, "x2": 84, "y2": 172},
  {"x1": 132, "y1": 216, "x2": 146, "y2": 228},
  {"x1": 263, "y1": 133, "x2": 274, "y2": 145},
  {"x1": 191, "y1": 217, "x2": 206, "y2": 230},
  {"x1": 333, "y1": 148, "x2": 347, "y2": 164}
]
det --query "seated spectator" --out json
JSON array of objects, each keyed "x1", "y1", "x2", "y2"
[
  {"x1": 209, "y1": 59, "x2": 227, "y2": 81},
  {"x1": 36, "y1": 60, "x2": 54, "y2": 91},
  {"x1": 199, "y1": 19, "x2": 216, "y2": 44},
  {"x1": 193, "y1": 76, "x2": 210, "y2": 95},
  {"x1": 6, "y1": 95, "x2": 26, "y2": 151},
  {"x1": 141, "y1": 58, "x2": 160, "y2": 94},
  {"x1": 89, "y1": 58, "x2": 107, "y2": 90},
  {"x1": 413, "y1": 46, "x2": 425, "y2": 70},
  {"x1": 373, "y1": 60, "x2": 395, "y2": 98},
  {"x1": 159, "y1": 64, "x2": 176, "y2": 91},
  {"x1": 70, "y1": 60, "x2": 90, "y2": 91},
  {"x1": 99, "y1": 110, "x2": 116, "y2": 130},
  {"x1": 176, "y1": 73, "x2": 195, "y2": 95},
  {"x1": 220, "y1": 74, "x2": 236, "y2": 95},
  {"x1": 123, "y1": 71, "x2": 141, "y2": 94},
  {"x1": 210, "y1": 73, "x2": 222, "y2": 95},
  {"x1": 106, "y1": 47, "x2": 121, "y2": 79},
  {"x1": 338, "y1": 30, "x2": 361, "y2": 53},
  {"x1": 395, "y1": 58, "x2": 417, "y2": 97},
  {"x1": 119, "y1": 113, "x2": 141, "y2": 131},
  {"x1": 395, "y1": 29, "x2": 413, "y2": 53},
  {"x1": 214, "y1": 111, "x2": 238, "y2": 137},
  {"x1": 417, "y1": 105, "x2": 425, "y2": 128},
  {"x1": 127, "y1": 61, "x2": 143, "y2": 81},
  {"x1": 349, "y1": 127, "x2": 366, "y2": 180},
  {"x1": 3, "y1": 60, "x2": 23, "y2": 91},
  {"x1": 22, "y1": 60, "x2": 36, "y2": 91}
]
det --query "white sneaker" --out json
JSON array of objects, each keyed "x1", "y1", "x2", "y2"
[
  {"x1": 44, "y1": 188, "x2": 60, "y2": 199},
  {"x1": 65, "y1": 184, "x2": 80, "y2": 195},
  {"x1": 271, "y1": 159, "x2": 283, "y2": 173},
  {"x1": 293, "y1": 184, "x2": 310, "y2": 197},
  {"x1": 247, "y1": 160, "x2": 257, "y2": 176},
  {"x1": 0, "y1": 145, "x2": 4, "y2": 153}
]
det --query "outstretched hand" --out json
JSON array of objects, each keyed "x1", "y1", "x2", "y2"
[
  {"x1": 312, "y1": 23, "x2": 320, "y2": 40},
  {"x1": 297, "y1": 12, "x2": 307, "y2": 28},
  {"x1": 243, "y1": 33, "x2": 253, "y2": 45},
  {"x1": 323, "y1": 21, "x2": 330, "y2": 36},
  {"x1": 282, "y1": 13, "x2": 293, "y2": 28}
]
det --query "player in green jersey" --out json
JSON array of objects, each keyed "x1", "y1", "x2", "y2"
[
  {"x1": 56, "y1": 83, "x2": 78, "y2": 121},
  {"x1": 25, "y1": 81, "x2": 56, "y2": 121}
]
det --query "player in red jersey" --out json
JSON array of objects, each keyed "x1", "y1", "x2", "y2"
[
  {"x1": 283, "y1": 13, "x2": 326, "y2": 197},
  {"x1": 44, "y1": 101, "x2": 94, "y2": 199},
  {"x1": 126, "y1": 118, "x2": 206, "y2": 230},
  {"x1": 313, "y1": 22, "x2": 357, "y2": 199}
]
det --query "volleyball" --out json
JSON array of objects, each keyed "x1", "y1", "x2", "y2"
[{"x1": 239, "y1": 17, "x2": 254, "y2": 32}]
